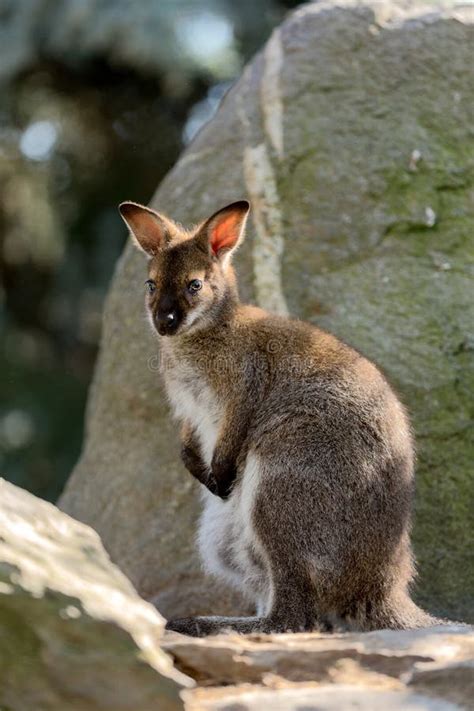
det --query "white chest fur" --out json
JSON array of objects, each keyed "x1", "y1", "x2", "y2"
[{"x1": 162, "y1": 355, "x2": 222, "y2": 466}]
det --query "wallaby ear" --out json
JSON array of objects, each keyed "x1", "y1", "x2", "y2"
[
  {"x1": 119, "y1": 201, "x2": 170, "y2": 256},
  {"x1": 200, "y1": 200, "x2": 250, "y2": 261}
]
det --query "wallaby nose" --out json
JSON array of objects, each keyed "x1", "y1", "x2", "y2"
[{"x1": 156, "y1": 310, "x2": 178, "y2": 335}]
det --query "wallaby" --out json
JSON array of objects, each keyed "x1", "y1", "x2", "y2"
[{"x1": 119, "y1": 198, "x2": 439, "y2": 637}]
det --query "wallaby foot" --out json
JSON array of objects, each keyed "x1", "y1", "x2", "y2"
[
  {"x1": 166, "y1": 616, "x2": 263, "y2": 637},
  {"x1": 165, "y1": 613, "x2": 322, "y2": 637}
]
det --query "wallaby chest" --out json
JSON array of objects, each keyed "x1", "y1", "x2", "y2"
[{"x1": 162, "y1": 349, "x2": 223, "y2": 466}]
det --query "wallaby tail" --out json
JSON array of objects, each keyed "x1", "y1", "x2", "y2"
[{"x1": 367, "y1": 595, "x2": 448, "y2": 631}]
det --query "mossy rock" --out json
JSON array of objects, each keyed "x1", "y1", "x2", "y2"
[{"x1": 60, "y1": 0, "x2": 474, "y2": 623}]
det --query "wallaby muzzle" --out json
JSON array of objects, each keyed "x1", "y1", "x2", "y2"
[{"x1": 156, "y1": 311, "x2": 179, "y2": 336}]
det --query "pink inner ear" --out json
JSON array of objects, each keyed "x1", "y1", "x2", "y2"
[{"x1": 210, "y1": 214, "x2": 240, "y2": 255}]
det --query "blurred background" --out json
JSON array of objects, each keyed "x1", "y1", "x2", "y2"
[{"x1": 0, "y1": 0, "x2": 301, "y2": 502}]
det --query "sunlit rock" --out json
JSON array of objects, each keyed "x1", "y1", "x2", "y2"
[{"x1": 0, "y1": 478, "x2": 192, "y2": 711}]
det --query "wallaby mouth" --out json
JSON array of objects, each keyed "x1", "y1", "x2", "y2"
[{"x1": 157, "y1": 322, "x2": 180, "y2": 337}]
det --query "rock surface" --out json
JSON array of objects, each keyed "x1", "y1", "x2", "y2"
[
  {"x1": 173, "y1": 625, "x2": 474, "y2": 709},
  {"x1": 186, "y1": 686, "x2": 468, "y2": 711},
  {"x1": 164, "y1": 625, "x2": 474, "y2": 688},
  {"x1": 0, "y1": 478, "x2": 192, "y2": 711},
  {"x1": 60, "y1": 0, "x2": 474, "y2": 623}
]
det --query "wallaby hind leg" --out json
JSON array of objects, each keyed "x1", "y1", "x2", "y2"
[{"x1": 263, "y1": 565, "x2": 320, "y2": 632}]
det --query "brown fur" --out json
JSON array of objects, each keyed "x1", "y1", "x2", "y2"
[{"x1": 119, "y1": 199, "x2": 440, "y2": 636}]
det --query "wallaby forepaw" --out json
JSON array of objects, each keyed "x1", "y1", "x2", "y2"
[
  {"x1": 205, "y1": 473, "x2": 220, "y2": 497},
  {"x1": 205, "y1": 471, "x2": 233, "y2": 500},
  {"x1": 210, "y1": 456, "x2": 237, "y2": 499},
  {"x1": 215, "y1": 478, "x2": 234, "y2": 499}
]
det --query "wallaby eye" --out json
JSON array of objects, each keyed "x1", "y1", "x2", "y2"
[
  {"x1": 145, "y1": 279, "x2": 156, "y2": 294},
  {"x1": 187, "y1": 279, "x2": 202, "y2": 294}
]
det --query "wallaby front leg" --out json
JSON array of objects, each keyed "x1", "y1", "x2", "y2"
[
  {"x1": 211, "y1": 408, "x2": 250, "y2": 499},
  {"x1": 180, "y1": 421, "x2": 214, "y2": 491}
]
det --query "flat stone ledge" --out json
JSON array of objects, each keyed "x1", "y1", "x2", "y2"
[
  {"x1": 165, "y1": 625, "x2": 473, "y2": 709},
  {"x1": 184, "y1": 684, "x2": 466, "y2": 711}
]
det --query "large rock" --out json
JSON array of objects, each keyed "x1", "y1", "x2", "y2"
[
  {"x1": 60, "y1": 0, "x2": 474, "y2": 623},
  {"x1": 0, "y1": 478, "x2": 192, "y2": 711}
]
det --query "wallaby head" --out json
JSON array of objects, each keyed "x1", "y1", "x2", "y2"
[{"x1": 119, "y1": 200, "x2": 250, "y2": 336}]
